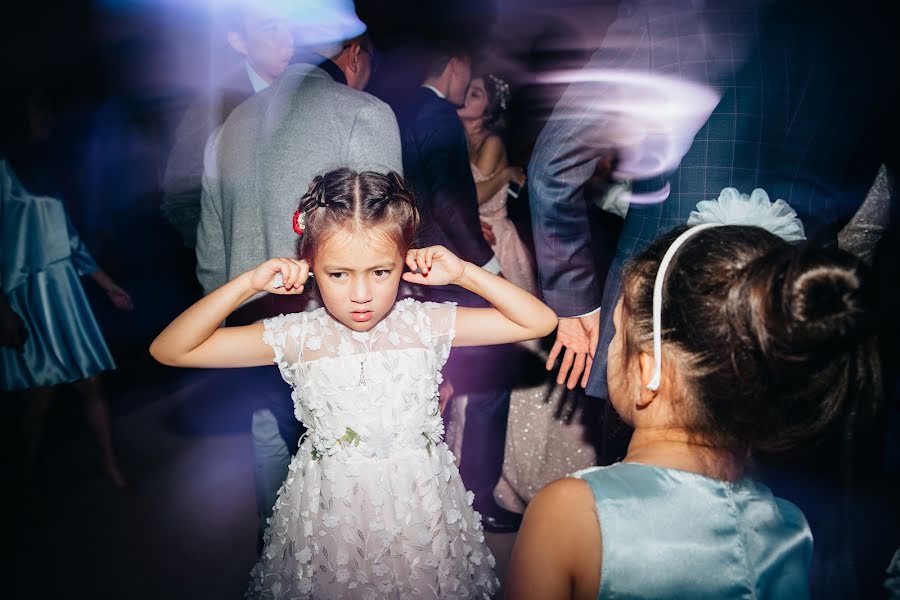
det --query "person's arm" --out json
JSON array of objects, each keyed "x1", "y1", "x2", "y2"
[
  {"x1": 506, "y1": 478, "x2": 602, "y2": 600},
  {"x1": 150, "y1": 258, "x2": 308, "y2": 368},
  {"x1": 61, "y1": 208, "x2": 135, "y2": 312},
  {"x1": 161, "y1": 97, "x2": 209, "y2": 246},
  {"x1": 403, "y1": 245, "x2": 556, "y2": 346},
  {"x1": 196, "y1": 127, "x2": 227, "y2": 295},
  {"x1": 472, "y1": 136, "x2": 519, "y2": 205},
  {"x1": 529, "y1": 7, "x2": 652, "y2": 387},
  {"x1": 89, "y1": 270, "x2": 134, "y2": 311}
]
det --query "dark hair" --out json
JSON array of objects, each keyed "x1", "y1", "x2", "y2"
[
  {"x1": 424, "y1": 39, "x2": 480, "y2": 78},
  {"x1": 295, "y1": 169, "x2": 419, "y2": 261},
  {"x1": 620, "y1": 225, "x2": 881, "y2": 454},
  {"x1": 478, "y1": 74, "x2": 509, "y2": 134}
]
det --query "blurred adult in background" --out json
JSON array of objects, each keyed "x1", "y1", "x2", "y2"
[
  {"x1": 298, "y1": 33, "x2": 377, "y2": 91},
  {"x1": 529, "y1": 0, "x2": 900, "y2": 594},
  {"x1": 196, "y1": 14, "x2": 401, "y2": 549},
  {"x1": 457, "y1": 71, "x2": 598, "y2": 514},
  {"x1": 162, "y1": 4, "x2": 294, "y2": 249},
  {"x1": 529, "y1": 0, "x2": 763, "y2": 406},
  {"x1": 458, "y1": 73, "x2": 535, "y2": 295},
  {"x1": 396, "y1": 43, "x2": 521, "y2": 532},
  {"x1": 1, "y1": 92, "x2": 134, "y2": 506}
]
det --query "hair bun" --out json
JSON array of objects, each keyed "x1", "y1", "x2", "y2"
[{"x1": 782, "y1": 247, "x2": 866, "y2": 349}]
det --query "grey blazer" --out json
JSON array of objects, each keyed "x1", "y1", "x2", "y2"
[{"x1": 196, "y1": 63, "x2": 403, "y2": 295}]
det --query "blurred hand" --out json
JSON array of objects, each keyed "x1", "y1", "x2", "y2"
[
  {"x1": 505, "y1": 165, "x2": 526, "y2": 188},
  {"x1": 480, "y1": 220, "x2": 496, "y2": 246},
  {"x1": 105, "y1": 284, "x2": 134, "y2": 311},
  {"x1": 402, "y1": 246, "x2": 466, "y2": 287},
  {"x1": 438, "y1": 379, "x2": 454, "y2": 415},
  {"x1": 546, "y1": 312, "x2": 601, "y2": 389},
  {"x1": 0, "y1": 305, "x2": 28, "y2": 352},
  {"x1": 249, "y1": 258, "x2": 310, "y2": 294}
]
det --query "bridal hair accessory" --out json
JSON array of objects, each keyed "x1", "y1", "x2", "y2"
[
  {"x1": 486, "y1": 74, "x2": 511, "y2": 111},
  {"x1": 646, "y1": 188, "x2": 806, "y2": 391}
]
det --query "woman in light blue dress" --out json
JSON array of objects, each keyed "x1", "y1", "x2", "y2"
[
  {"x1": 507, "y1": 218, "x2": 880, "y2": 598},
  {"x1": 1, "y1": 151, "x2": 134, "y2": 497}
]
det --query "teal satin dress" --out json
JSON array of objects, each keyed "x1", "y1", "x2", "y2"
[
  {"x1": 1, "y1": 160, "x2": 115, "y2": 391},
  {"x1": 574, "y1": 462, "x2": 812, "y2": 599}
]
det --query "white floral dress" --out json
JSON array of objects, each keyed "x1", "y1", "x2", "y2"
[{"x1": 246, "y1": 298, "x2": 499, "y2": 599}]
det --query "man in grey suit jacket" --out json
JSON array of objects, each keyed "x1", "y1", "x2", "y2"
[
  {"x1": 196, "y1": 46, "x2": 401, "y2": 548},
  {"x1": 162, "y1": 6, "x2": 295, "y2": 248}
]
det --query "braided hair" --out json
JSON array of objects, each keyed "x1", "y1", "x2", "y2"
[{"x1": 294, "y1": 168, "x2": 420, "y2": 261}]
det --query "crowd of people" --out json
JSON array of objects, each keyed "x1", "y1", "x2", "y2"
[{"x1": 3, "y1": 0, "x2": 900, "y2": 597}]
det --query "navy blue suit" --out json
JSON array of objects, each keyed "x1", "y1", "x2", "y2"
[
  {"x1": 529, "y1": 0, "x2": 900, "y2": 593},
  {"x1": 396, "y1": 87, "x2": 516, "y2": 521},
  {"x1": 529, "y1": 0, "x2": 900, "y2": 400},
  {"x1": 397, "y1": 87, "x2": 495, "y2": 307}
]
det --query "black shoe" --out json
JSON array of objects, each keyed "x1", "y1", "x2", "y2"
[{"x1": 478, "y1": 506, "x2": 523, "y2": 533}]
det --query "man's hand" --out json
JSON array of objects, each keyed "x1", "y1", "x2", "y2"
[{"x1": 546, "y1": 312, "x2": 601, "y2": 390}]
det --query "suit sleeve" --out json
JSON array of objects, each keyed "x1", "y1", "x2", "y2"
[
  {"x1": 195, "y1": 126, "x2": 227, "y2": 296},
  {"x1": 422, "y1": 115, "x2": 494, "y2": 267},
  {"x1": 65, "y1": 211, "x2": 100, "y2": 276},
  {"x1": 346, "y1": 99, "x2": 404, "y2": 175},
  {"x1": 161, "y1": 97, "x2": 211, "y2": 246},
  {"x1": 528, "y1": 4, "x2": 650, "y2": 316}
]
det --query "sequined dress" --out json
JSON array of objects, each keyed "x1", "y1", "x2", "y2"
[
  {"x1": 246, "y1": 298, "x2": 499, "y2": 599},
  {"x1": 471, "y1": 163, "x2": 537, "y2": 295}
]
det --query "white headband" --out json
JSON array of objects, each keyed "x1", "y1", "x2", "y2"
[
  {"x1": 646, "y1": 223, "x2": 721, "y2": 390},
  {"x1": 645, "y1": 187, "x2": 806, "y2": 391}
]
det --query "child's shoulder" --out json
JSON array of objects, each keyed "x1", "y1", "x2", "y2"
[
  {"x1": 263, "y1": 306, "x2": 331, "y2": 331},
  {"x1": 389, "y1": 298, "x2": 457, "y2": 319}
]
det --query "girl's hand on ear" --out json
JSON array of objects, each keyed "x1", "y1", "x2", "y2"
[
  {"x1": 248, "y1": 258, "x2": 309, "y2": 294},
  {"x1": 402, "y1": 246, "x2": 467, "y2": 286}
]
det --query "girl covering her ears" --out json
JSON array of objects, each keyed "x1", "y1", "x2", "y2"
[
  {"x1": 150, "y1": 168, "x2": 557, "y2": 598},
  {"x1": 506, "y1": 197, "x2": 881, "y2": 599}
]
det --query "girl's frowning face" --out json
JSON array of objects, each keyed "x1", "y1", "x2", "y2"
[{"x1": 311, "y1": 226, "x2": 405, "y2": 332}]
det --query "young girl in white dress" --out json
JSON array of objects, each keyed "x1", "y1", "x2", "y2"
[{"x1": 150, "y1": 168, "x2": 557, "y2": 598}]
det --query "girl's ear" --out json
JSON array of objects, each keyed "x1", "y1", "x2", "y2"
[
  {"x1": 637, "y1": 351, "x2": 658, "y2": 408},
  {"x1": 349, "y1": 44, "x2": 361, "y2": 73}
]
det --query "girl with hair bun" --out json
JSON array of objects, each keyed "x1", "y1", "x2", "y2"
[
  {"x1": 507, "y1": 190, "x2": 880, "y2": 599},
  {"x1": 151, "y1": 168, "x2": 557, "y2": 598}
]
